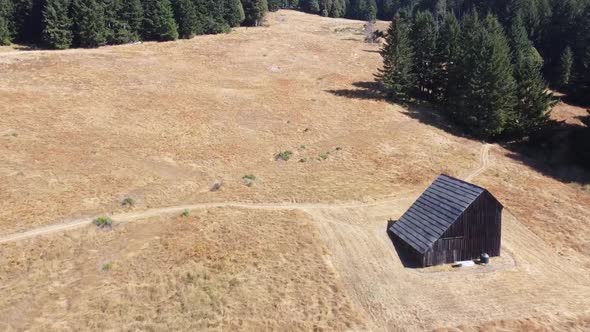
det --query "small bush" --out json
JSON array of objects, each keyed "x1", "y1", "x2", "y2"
[
  {"x1": 181, "y1": 209, "x2": 190, "y2": 217},
  {"x1": 299, "y1": 158, "x2": 307, "y2": 163},
  {"x1": 102, "y1": 262, "x2": 113, "y2": 271},
  {"x1": 93, "y1": 216, "x2": 113, "y2": 229},
  {"x1": 121, "y1": 197, "x2": 135, "y2": 207},
  {"x1": 275, "y1": 150, "x2": 293, "y2": 161},
  {"x1": 319, "y1": 152, "x2": 329, "y2": 160},
  {"x1": 242, "y1": 174, "x2": 256, "y2": 187}
]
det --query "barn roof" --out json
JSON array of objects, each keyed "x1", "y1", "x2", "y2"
[{"x1": 389, "y1": 174, "x2": 492, "y2": 254}]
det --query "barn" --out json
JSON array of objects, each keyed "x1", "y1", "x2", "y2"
[{"x1": 388, "y1": 174, "x2": 503, "y2": 267}]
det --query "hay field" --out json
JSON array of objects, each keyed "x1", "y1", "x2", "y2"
[{"x1": 1, "y1": 10, "x2": 589, "y2": 331}]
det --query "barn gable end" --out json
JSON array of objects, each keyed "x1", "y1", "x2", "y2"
[{"x1": 389, "y1": 175, "x2": 503, "y2": 267}]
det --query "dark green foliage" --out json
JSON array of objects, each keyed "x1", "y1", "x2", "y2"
[
  {"x1": 0, "y1": 13, "x2": 10, "y2": 45},
  {"x1": 302, "y1": 0, "x2": 320, "y2": 13},
  {"x1": 102, "y1": 0, "x2": 144, "y2": 44},
  {"x1": 13, "y1": 0, "x2": 45, "y2": 43},
  {"x1": 0, "y1": 0, "x2": 15, "y2": 44},
  {"x1": 224, "y1": 0, "x2": 246, "y2": 27},
  {"x1": 432, "y1": 12, "x2": 460, "y2": 104},
  {"x1": 570, "y1": 4, "x2": 590, "y2": 104},
  {"x1": 558, "y1": 46, "x2": 574, "y2": 90},
  {"x1": 376, "y1": 16, "x2": 415, "y2": 101},
  {"x1": 347, "y1": 0, "x2": 377, "y2": 21},
  {"x1": 142, "y1": 0, "x2": 178, "y2": 41},
  {"x1": 171, "y1": 0, "x2": 198, "y2": 38},
  {"x1": 42, "y1": 0, "x2": 73, "y2": 49},
  {"x1": 409, "y1": 11, "x2": 436, "y2": 99},
  {"x1": 241, "y1": 0, "x2": 268, "y2": 26},
  {"x1": 268, "y1": 0, "x2": 283, "y2": 11},
  {"x1": 71, "y1": 0, "x2": 107, "y2": 47},
  {"x1": 449, "y1": 14, "x2": 517, "y2": 138},
  {"x1": 509, "y1": 15, "x2": 553, "y2": 136}
]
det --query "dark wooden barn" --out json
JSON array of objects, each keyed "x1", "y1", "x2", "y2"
[{"x1": 388, "y1": 174, "x2": 503, "y2": 267}]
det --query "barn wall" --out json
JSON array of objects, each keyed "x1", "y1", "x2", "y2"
[{"x1": 422, "y1": 191, "x2": 502, "y2": 266}]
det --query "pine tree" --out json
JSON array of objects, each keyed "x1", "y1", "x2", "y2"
[
  {"x1": 224, "y1": 0, "x2": 245, "y2": 27},
  {"x1": 241, "y1": 0, "x2": 268, "y2": 26},
  {"x1": 410, "y1": 11, "x2": 436, "y2": 99},
  {"x1": 432, "y1": 11, "x2": 460, "y2": 104},
  {"x1": 142, "y1": 0, "x2": 178, "y2": 41},
  {"x1": 558, "y1": 46, "x2": 573, "y2": 90},
  {"x1": 42, "y1": 0, "x2": 73, "y2": 49},
  {"x1": 71, "y1": 0, "x2": 107, "y2": 48},
  {"x1": 199, "y1": 0, "x2": 230, "y2": 34},
  {"x1": 13, "y1": 0, "x2": 45, "y2": 43},
  {"x1": 268, "y1": 0, "x2": 283, "y2": 11},
  {"x1": 304, "y1": 0, "x2": 321, "y2": 14},
  {"x1": 509, "y1": 15, "x2": 552, "y2": 136},
  {"x1": 571, "y1": 4, "x2": 590, "y2": 104},
  {"x1": 451, "y1": 13, "x2": 517, "y2": 138},
  {"x1": 171, "y1": 0, "x2": 198, "y2": 38},
  {"x1": 0, "y1": 0, "x2": 14, "y2": 45},
  {"x1": 103, "y1": 0, "x2": 144, "y2": 44},
  {"x1": 0, "y1": 12, "x2": 10, "y2": 45},
  {"x1": 376, "y1": 16, "x2": 415, "y2": 101},
  {"x1": 329, "y1": 0, "x2": 346, "y2": 17}
]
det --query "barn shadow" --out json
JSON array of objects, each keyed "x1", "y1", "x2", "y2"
[
  {"x1": 326, "y1": 80, "x2": 590, "y2": 185},
  {"x1": 386, "y1": 220, "x2": 420, "y2": 268}
]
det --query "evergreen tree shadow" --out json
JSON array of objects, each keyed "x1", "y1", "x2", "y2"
[
  {"x1": 326, "y1": 80, "x2": 590, "y2": 185},
  {"x1": 326, "y1": 81, "x2": 388, "y2": 101}
]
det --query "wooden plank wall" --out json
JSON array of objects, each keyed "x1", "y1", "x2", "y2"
[{"x1": 421, "y1": 192, "x2": 502, "y2": 267}]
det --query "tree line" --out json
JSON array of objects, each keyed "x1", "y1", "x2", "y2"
[
  {"x1": 376, "y1": 2, "x2": 590, "y2": 140},
  {"x1": 0, "y1": 0, "x2": 270, "y2": 49}
]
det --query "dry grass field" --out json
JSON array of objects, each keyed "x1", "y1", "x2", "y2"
[{"x1": 1, "y1": 10, "x2": 589, "y2": 331}]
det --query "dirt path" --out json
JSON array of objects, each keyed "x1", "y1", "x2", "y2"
[
  {"x1": 465, "y1": 143, "x2": 491, "y2": 182},
  {"x1": 0, "y1": 144, "x2": 492, "y2": 244}
]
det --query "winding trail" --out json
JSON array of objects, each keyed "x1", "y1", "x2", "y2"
[{"x1": 0, "y1": 144, "x2": 493, "y2": 245}]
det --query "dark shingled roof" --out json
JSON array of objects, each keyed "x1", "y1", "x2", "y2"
[{"x1": 389, "y1": 174, "x2": 486, "y2": 254}]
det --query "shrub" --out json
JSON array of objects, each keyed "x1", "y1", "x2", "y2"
[
  {"x1": 121, "y1": 197, "x2": 135, "y2": 207},
  {"x1": 102, "y1": 262, "x2": 112, "y2": 271},
  {"x1": 181, "y1": 209, "x2": 190, "y2": 217},
  {"x1": 275, "y1": 150, "x2": 293, "y2": 161},
  {"x1": 93, "y1": 216, "x2": 113, "y2": 229},
  {"x1": 242, "y1": 174, "x2": 256, "y2": 186}
]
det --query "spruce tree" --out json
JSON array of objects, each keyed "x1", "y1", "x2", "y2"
[
  {"x1": 433, "y1": 12, "x2": 460, "y2": 104},
  {"x1": 71, "y1": 0, "x2": 107, "y2": 48},
  {"x1": 410, "y1": 11, "x2": 436, "y2": 99},
  {"x1": 0, "y1": 0, "x2": 14, "y2": 45},
  {"x1": 42, "y1": 0, "x2": 73, "y2": 49},
  {"x1": 241, "y1": 0, "x2": 268, "y2": 26},
  {"x1": 571, "y1": 4, "x2": 590, "y2": 104},
  {"x1": 304, "y1": 0, "x2": 321, "y2": 14},
  {"x1": 509, "y1": 15, "x2": 552, "y2": 136},
  {"x1": 103, "y1": 0, "x2": 144, "y2": 44},
  {"x1": 558, "y1": 46, "x2": 573, "y2": 90},
  {"x1": 376, "y1": 16, "x2": 415, "y2": 101},
  {"x1": 451, "y1": 13, "x2": 517, "y2": 138},
  {"x1": 329, "y1": 0, "x2": 346, "y2": 17},
  {"x1": 171, "y1": 0, "x2": 198, "y2": 38},
  {"x1": 224, "y1": 0, "x2": 245, "y2": 27},
  {"x1": 0, "y1": 13, "x2": 10, "y2": 45},
  {"x1": 142, "y1": 0, "x2": 178, "y2": 41}
]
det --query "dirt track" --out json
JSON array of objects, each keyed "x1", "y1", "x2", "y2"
[
  {"x1": 1, "y1": 10, "x2": 589, "y2": 330},
  {"x1": 0, "y1": 143, "x2": 490, "y2": 244}
]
